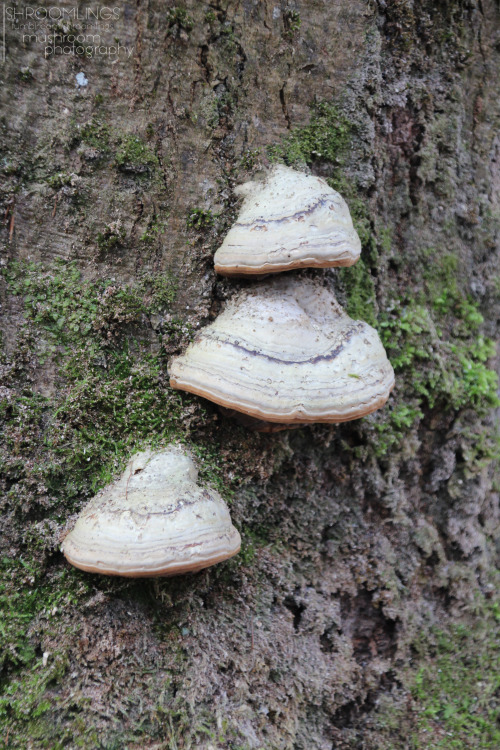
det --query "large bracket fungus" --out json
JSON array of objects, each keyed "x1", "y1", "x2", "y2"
[
  {"x1": 169, "y1": 277, "x2": 395, "y2": 428},
  {"x1": 62, "y1": 447, "x2": 241, "y2": 577},
  {"x1": 213, "y1": 164, "x2": 361, "y2": 277}
]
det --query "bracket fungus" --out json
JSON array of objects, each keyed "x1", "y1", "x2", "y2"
[
  {"x1": 213, "y1": 164, "x2": 361, "y2": 277},
  {"x1": 169, "y1": 277, "x2": 395, "y2": 428},
  {"x1": 62, "y1": 447, "x2": 241, "y2": 577}
]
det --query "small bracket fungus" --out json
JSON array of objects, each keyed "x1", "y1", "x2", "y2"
[
  {"x1": 169, "y1": 277, "x2": 395, "y2": 427},
  {"x1": 61, "y1": 447, "x2": 241, "y2": 577},
  {"x1": 213, "y1": 164, "x2": 361, "y2": 276}
]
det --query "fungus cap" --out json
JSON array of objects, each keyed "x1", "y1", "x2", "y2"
[
  {"x1": 169, "y1": 277, "x2": 395, "y2": 425},
  {"x1": 213, "y1": 165, "x2": 361, "y2": 276},
  {"x1": 62, "y1": 447, "x2": 241, "y2": 577}
]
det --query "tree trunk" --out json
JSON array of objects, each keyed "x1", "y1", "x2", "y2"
[{"x1": 1, "y1": 1, "x2": 499, "y2": 748}]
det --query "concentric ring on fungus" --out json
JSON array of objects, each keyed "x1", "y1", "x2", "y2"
[
  {"x1": 62, "y1": 447, "x2": 241, "y2": 577},
  {"x1": 213, "y1": 164, "x2": 361, "y2": 277},
  {"x1": 169, "y1": 277, "x2": 395, "y2": 427}
]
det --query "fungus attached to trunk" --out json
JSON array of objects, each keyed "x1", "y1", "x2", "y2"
[
  {"x1": 61, "y1": 447, "x2": 241, "y2": 577},
  {"x1": 213, "y1": 164, "x2": 361, "y2": 276},
  {"x1": 169, "y1": 277, "x2": 394, "y2": 427}
]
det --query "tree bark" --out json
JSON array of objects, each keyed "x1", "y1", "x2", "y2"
[{"x1": 1, "y1": 1, "x2": 499, "y2": 748}]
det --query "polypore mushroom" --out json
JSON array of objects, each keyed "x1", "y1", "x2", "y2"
[
  {"x1": 62, "y1": 447, "x2": 241, "y2": 577},
  {"x1": 213, "y1": 164, "x2": 361, "y2": 277},
  {"x1": 169, "y1": 276, "x2": 394, "y2": 428}
]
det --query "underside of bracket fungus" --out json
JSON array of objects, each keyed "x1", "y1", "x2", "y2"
[
  {"x1": 213, "y1": 164, "x2": 361, "y2": 276},
  {"x1": 61, "y1": 447, "x2": 241, "y2": 577},
  {"x1": 169, "y1": 277, "x2": 395, "y2": 427}
]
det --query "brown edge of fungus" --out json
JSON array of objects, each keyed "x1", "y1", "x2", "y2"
[
  {"x1": 63, "y1": 545, "x2": 241, "y2": 578},
  {"x1": 169, "y1": 376, "x2": 395, "y2": 426},
  {"x1": 214, "y1": 255, "x2": 359, "y2": 277}
]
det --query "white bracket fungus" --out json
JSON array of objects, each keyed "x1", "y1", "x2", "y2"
[
  {"x1": 214, "y1": 164, "x2": 361, "y2": 276},
  {"x1": 170, "y1": 277, "x2": 394, "y2": 427},
  {"x1": 62, "y1": 447, "x2": 241, "y2": 577}
]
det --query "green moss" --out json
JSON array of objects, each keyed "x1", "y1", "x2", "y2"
[
  {"x1": 3, "y1": 260, "x2": 157, "y2": 356},
  {"x1": 140, "y1": 217, "x2": 167, "y2": 248},
  {"x1": 79, "y1": 119, "x2": 110, "y2": 152},
  {"x1": 46, "y1": 172, "x2": 72, "y2": 190},
  {"x1": 144, "y1": 697, "x2": 258, "y2": 750},
  {"x1": 166, "y1": 7, "x2": 194, "y2": 34},
  {"x1": 409, "y1": 602, "x2": 500, "y2": 749},
  {"x1": 0, "y1": 553, "x2": 249, "y2": 747},
  {"x1": 338, "y1": 259, "x2": 378, "y2": 327},
  {"x1": 4, "y1": 260, "x2": 177, "y2": 348},
  {"x1": 0, "y1": 558, "x2": 90, "y2": 670},
  {"x1": 373, "y1": 246, "x2": 499, "y2": 418},
  {"x1": 283, "y1": 9, "x2": 301, "y2": 38},
  {"x1": 335, "y1": 240, "x2": 499, "y2": 457},
  {"x1": 268, "y1": 101, "x2": 351, "y2": 168},
  {"x1": 17, "y1": 67, "x2": 33, "y2": 82},
  {"x1": 368, "y1": 403, "x2": 424, "y2": 457},
  {"x1": 52, "y1": 351, "x2": 183, "y2": 486},
  {"x1": 239, "y1": 148, "x2": 261, "y2": 171},
  {"x1": 0, "y1": 391, "x2": 49, "y2": 469},
  {"x1": 76, "y1": 123, "x2": 162, "y2": 177},
  {"x1": 5, "y1": 261, "x2": 100, "y2": 349},
  {"x1": 422, "y1": 251, "x2": 458, "y2": 299},
  {"x1": 378, "y1": 226, "x2": 393, "y2": 256},
  {"x1": 1, "y1": 259, "x2": 186, "y2": 494},
  {"x1": 0, "y1": 558, "x2": 98, "y2": 747},
  {"x1": 97, "y1": 223, "x2": 126, "y2": 254},
  {"x1": 115, "y1": 135, "x2": 159, "y2": 174},
  {"x1": 460, "y1": 426, "x2": 500, "y2": 479},
  {"x1": 359, "y1": 597, "x2": 500, "y2": 749},
  {"x1": 1, "y1": 158, "x2": 21, "y2": 176},
  {"x1": 422, "y1": 249, "x2": 486, "y2": 329},
  {"x1": 379, "y1": 292, "x2": 499, "y2": 414},
  {"x1": 0, "y1": 652, "x2": 71, "y2": 745},
  {"x1": 186, "y1": 208, "x2": 215, "y2": 230},
  {"x1": 236, "y1": 536, "x2": 257, "y2": 567},
  {"x1": 0, "y1": 558, "x2": 45, "y2": 671},
  {"x1": 1, "y1": 358, "x2": 184, "y2": 509},
  {"x1": 140, "y1": 271, "x2": 178, "y2": 312},
  {"x1": 189, "y1": 442, "x2": 240, "y2": 501}
]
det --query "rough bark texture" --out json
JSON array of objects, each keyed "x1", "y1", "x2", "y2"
[{"x1": 1, "y1": 1, "x2": 499, "y2": 748}]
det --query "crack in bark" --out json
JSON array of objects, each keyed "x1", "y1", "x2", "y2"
[{"x1": 279, "y1": 82, "x2": 291, "y2": 130}]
